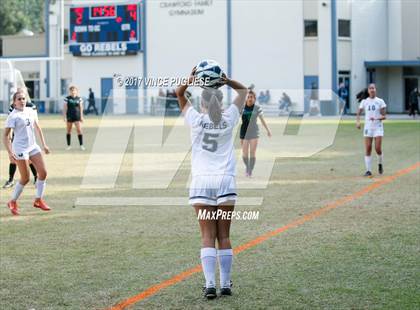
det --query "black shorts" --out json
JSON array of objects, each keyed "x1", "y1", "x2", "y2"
[
  {"x1": 67, "y1": 113, "x2": 81, "y2": 123},
  {"x1": 240, "y1": 125, "x2": 259, "y2": 140}
]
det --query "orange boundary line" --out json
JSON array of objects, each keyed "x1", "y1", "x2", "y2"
[{"x1": 108, "y1": 162, "x2": 420, "y2": 310}]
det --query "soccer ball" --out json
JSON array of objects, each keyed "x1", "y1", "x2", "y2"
[{"x1": 195, "y1": 59, "x2": 224, "y2": 88}]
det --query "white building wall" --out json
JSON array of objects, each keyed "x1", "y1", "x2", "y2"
[
  {"x1": 387, "y1": 0, "x2": 402, "y2": 60},
  {"x1": 303, "y1": 0, "x2": 318, "y2": 19},
  {"x1": 350, "y1": 0, "x2": 388, "y2": 113},
  {"x1": 303, "y1": 0, "x2": 319, "y2": 76},
  {"x1": 304, "y1": 40, "x2": 319, "y2": 76},
  {"x1": 337, "y1": 0, "x2": 351, "y2": 20},
  {"x1": 1, "y1": 35, "x2": 46, "y2": 57},
  {"x1": 147, "y1": 0, "x2": 227, "y2": 96},
  {"x1": 232, "y1": 0, "x2": 304, "y2": 109},
  {"x1": 401, "y1": 0, "x2": 420, "y2": 60},
  {"x1": 337, "y1": 0, "x2": 351, "y2": 72},
  {"x1": 338, "y1": 41, "x2": 351, "y2": 71},
  {"x1": 232, "y1": 0, "x2": 303, "y2": 88},
  {"x1": 318, "y1": 0, "x2": 332, "y2": 100}
]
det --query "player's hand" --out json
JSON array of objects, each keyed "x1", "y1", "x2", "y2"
[
  {"x1": 356, "y1": 122, "x2": 361, "y2": 129},
  {"x1": 190, "y1": 66, "x2": 197, "y2": 76},
  {"x1": 8, "y1": 152, "x2": 17, "y2": 162},
  {"x1": 219, "y1": 73, "x2": 228, "y2": 86},
  {"x1": 43, "y1": 145, "x2": 50, "y2": 154},
  {"x1": 187, "y1": 67, "x2": 197, "y2": 85}
]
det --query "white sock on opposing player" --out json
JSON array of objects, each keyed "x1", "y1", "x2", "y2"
[
  {"x1": 35, "y1": 179, "x2": 46, "y2": 198},
  {"x1": 364, "y1": 156, "x2": 372, "y2": 172},
  {"x1": 201, "y1": 247, "x2": 217, "y2": 288},
  {"x1": 11, "y1": 182, "x2": 25, "y2": 201},
  {"x1": 218, "y1": 248, "x2": 233, "y2": 288},
  {"x1": 377, "y1": 154, "x2": 383, "y2": 165}
]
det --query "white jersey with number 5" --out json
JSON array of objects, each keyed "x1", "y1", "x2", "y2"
[
  {"x1": 185, "y1": 104, "x2": 240, "y2": 177},
  {"x1": 359, "y1": 97, "x2": 386, "y2": 130}
]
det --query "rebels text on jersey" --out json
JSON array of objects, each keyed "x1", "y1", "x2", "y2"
[{"x1": 185, "y1": 104, "x2": 240, "y2": 177}]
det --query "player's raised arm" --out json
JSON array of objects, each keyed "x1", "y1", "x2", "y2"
[
  {"x1": 176, "y1": 68, "x2": 195, "y2": 113},
  {"x1": 224, "y1": 77, "x2": 247, "y2": 111}
]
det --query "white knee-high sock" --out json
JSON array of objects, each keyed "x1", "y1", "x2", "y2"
[
  {"x1": 35, "y1": 179, "x2": 46, "y2": 198},
  {"x1": 377, "y1": 154, "x2": 383, "y2": 164},
  {"x1": 201, "y1": 247, "x2": 217, "y2": 288},
  {"x1": 364, "y1": 156, "x2": 372, "y2": 172},
  {"x1": 11, "y1": 182, "x2": 25, "y2": 201},
  {"x1": 218, "y1": 249, "x2": 233, "y2": 288}
]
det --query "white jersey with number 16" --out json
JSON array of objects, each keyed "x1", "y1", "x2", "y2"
[{"x1": 185, "y1": 104, "x2": 240, "y2": 177}]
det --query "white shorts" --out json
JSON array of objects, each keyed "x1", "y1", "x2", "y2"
[
  {"x1": 13, "y1": 144, "x2": 41, "y2": 160},
  {"x1": 364, "y1": 127, "x2": 384, "y2": 137},
  {"x1": 189, "y1": 175, "x2": 237, "y2": 206}
]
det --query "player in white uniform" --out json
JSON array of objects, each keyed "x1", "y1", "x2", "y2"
[
  {"x1": 356, "y1": 83, "x2": 387, "y2": 176},
  {"x1": 176, "y1": 69, "x2": 247, "y2": 299},
  {"x1": 3, "y1": 90, "x2": 51, "y2": 215},
  {"x1": 2, "y1": 87, "x2": 38, "y2": 189}
]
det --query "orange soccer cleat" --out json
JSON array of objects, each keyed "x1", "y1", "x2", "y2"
[
  {"x1": 7, "y1": 200, "x2": 19, "y2": 216},
  {"x1": 33, "y1": 199, "x2": 51, "y2": 211}
]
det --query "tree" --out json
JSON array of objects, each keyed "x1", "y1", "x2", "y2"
[
  {"x1": 0, "y1": 0, "x2": 45, "y2": 36},
  {"x1": 0, "y1": 1, "x2": 28, "y2": 36}
]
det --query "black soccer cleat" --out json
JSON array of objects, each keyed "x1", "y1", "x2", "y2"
[
  {"x1": 378, "y1": 164, "x2": 383, "y2": 175},
  {"x1": 220, "y1": 287, "x2": 232, "y2": 296},
  {"x1": 220, "y1": 281, "x2": 233, "y2": 296},
  {"x1": 364, "y1": 171, "x2": 372, "y2": 177},
  {"x1": 2, "y1": 180, "x2": 14, "y2": 189},
  {"x1": 203, "y1": 287, "x2": 217, "y2": 300}
]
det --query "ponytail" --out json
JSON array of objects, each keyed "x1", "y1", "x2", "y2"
[
  {"x1": 202, "y1": 88, "x2": 223, "y2": 125},
  {"x1": 208, "y1": 95, "x2": 222, "y2": 125}
]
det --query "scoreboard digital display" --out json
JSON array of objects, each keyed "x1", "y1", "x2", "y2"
[{"x1": 69, "y1": 3, "x2": 141, "y2": 57}]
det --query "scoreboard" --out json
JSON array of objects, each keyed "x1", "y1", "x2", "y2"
[{"x1": 69, "y1": 3, "x2": 141, "y2": 56}]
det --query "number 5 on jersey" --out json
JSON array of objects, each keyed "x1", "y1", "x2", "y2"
[{"x1": 202, "y1": 133, "x2": 219, "y2": 152}]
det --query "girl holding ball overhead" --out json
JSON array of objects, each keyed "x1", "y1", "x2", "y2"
[{"x1": 176, "y1": 64, "x2": 247, "y2": 299}]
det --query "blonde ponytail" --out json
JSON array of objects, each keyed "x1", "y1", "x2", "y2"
[{"x1": 202, "y1": 88, "x2": 223, "y2": 125}]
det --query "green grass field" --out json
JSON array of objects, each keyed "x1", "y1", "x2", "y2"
[{"x1": 0, "y1": 116, "x2": 419, "y2": 309}]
